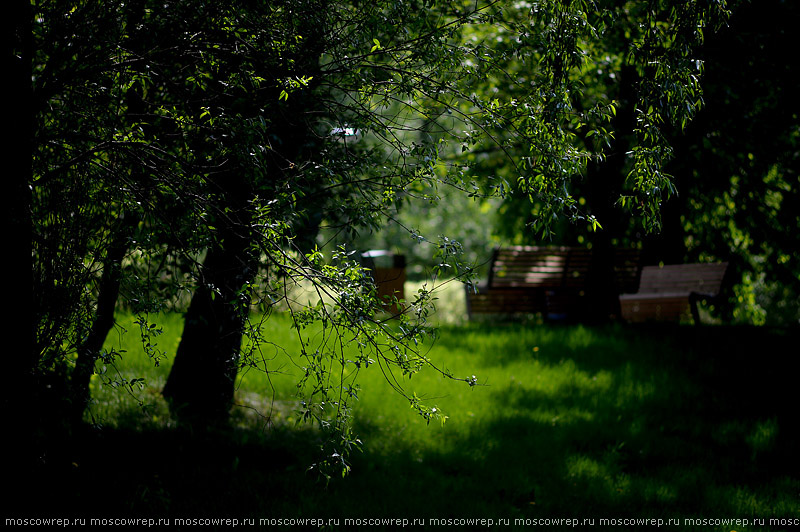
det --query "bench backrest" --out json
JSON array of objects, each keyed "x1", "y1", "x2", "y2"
[
  {"x1": 489, "y1": 247, "x2": 571, "y2": 289},
  {"x1": 488, "y1": 246, "x2": 641, "y2": 291},
  {"x1": 636, "y1": 262, "x2": 729, "y2": 296}
]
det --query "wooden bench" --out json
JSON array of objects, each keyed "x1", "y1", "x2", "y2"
[
  {"x1": 466, "y1": 246, "x2": 641, "y2": 320},
  {"x1": 618, "y1": 262, "x2": 729, "y2": 324}
]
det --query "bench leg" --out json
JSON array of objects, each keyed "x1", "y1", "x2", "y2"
[{"x1": 688, "y1": 292, "x2": 709, "y2": 326}]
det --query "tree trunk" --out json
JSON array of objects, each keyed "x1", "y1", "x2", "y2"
[
  {"x1": 162, "y1": 226, "x2": 256, "y2": 425},
  {"x1": 69, "y1": 215, "x2": 136, "y2": 426},
  {"x1": 160, "y1": 10, "x2": 324, "y2": 424},
  {"x1": 585, "y1": 220, "x2": 620, "y2": 322},
  {"x1": 584, "y1": 65, "x2": 637, "y2": 322},
  {"x1": 6, "y1": 0, "x2": 36, "y2": 459}
]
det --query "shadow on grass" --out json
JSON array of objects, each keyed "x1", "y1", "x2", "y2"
[
  {"x1": 9, "y1": 325, "x2": 800, "y2": 529},
  {"x1": 343, "y1": 324, "x2": 800, "y2": 525}
]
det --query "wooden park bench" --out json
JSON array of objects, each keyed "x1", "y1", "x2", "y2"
[
  {"x1": 618, "y1": 262, "x2": 730, "y2": 324},
  {"x1": 465, "y1": 246, "x2": 641, "y2": 320}
]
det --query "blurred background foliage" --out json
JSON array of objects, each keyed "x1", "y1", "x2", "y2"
[{"x1": 324, "y1": 0, "x2": 800, "y2": 326}]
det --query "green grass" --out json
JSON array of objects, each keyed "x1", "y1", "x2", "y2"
[{"x1": 20, "y1": 305, "x2": 800, "y2": 530}]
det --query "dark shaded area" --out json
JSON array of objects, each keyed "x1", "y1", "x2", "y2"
[
  {"x1": 9, "y1": 427, "x2": 315, "y2": 518},
  {"x1": 647, "y1": 0, "x2": 800, "y2": 319}
]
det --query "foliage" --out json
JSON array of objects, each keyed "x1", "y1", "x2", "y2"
[{"x1": 446, "y1": 0, "x2": 731, "y2": 239}]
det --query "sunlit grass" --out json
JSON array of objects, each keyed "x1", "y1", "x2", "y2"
[{"x1": 82, "y1": 306, "x2": 800, "y2": 528}]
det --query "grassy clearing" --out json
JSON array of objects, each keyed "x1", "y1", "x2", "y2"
[{"x1": 23, "y1": 301, "x2": 800, "y2": 529}]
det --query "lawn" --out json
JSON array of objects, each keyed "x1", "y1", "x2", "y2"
[{"x1": 13, "y1": 302, "x2": 800, "y2": 530}]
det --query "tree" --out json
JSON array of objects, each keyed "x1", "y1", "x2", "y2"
[
  {"x1": 6, "y1": 0, "x2": 35, "y2": 459},
  {"x1": 27, "y1": 0, "x2": 727, "y2": 474}
]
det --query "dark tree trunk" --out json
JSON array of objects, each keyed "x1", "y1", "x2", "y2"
[
  {"x1": 162, "y1": 223, "x2": 257, "y2": 425},
  {"x1": 641, "y1": 113, "x2": 699, "y2": 266},
  {"x1": 7, "y1": 0, "x2": 33, "y2": 374},
  {"x1": 584, "y1": 65, "x2": 637, "y2": 322},
  {"x1": 160, "y1": 8, "x2": 325, "y2": 425},
  {"x1": 69, "y1": 215, "x2": 137, "y2": 426},
  {"x1": 584, "y1": 169, "x2": 623, "y2": 322},
  {"x1": 6, "y1": 0, "x2": 36, "y2": 450},
  {"x1": 641, "y1": 189, "x2": 687, "y2": 266}
]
